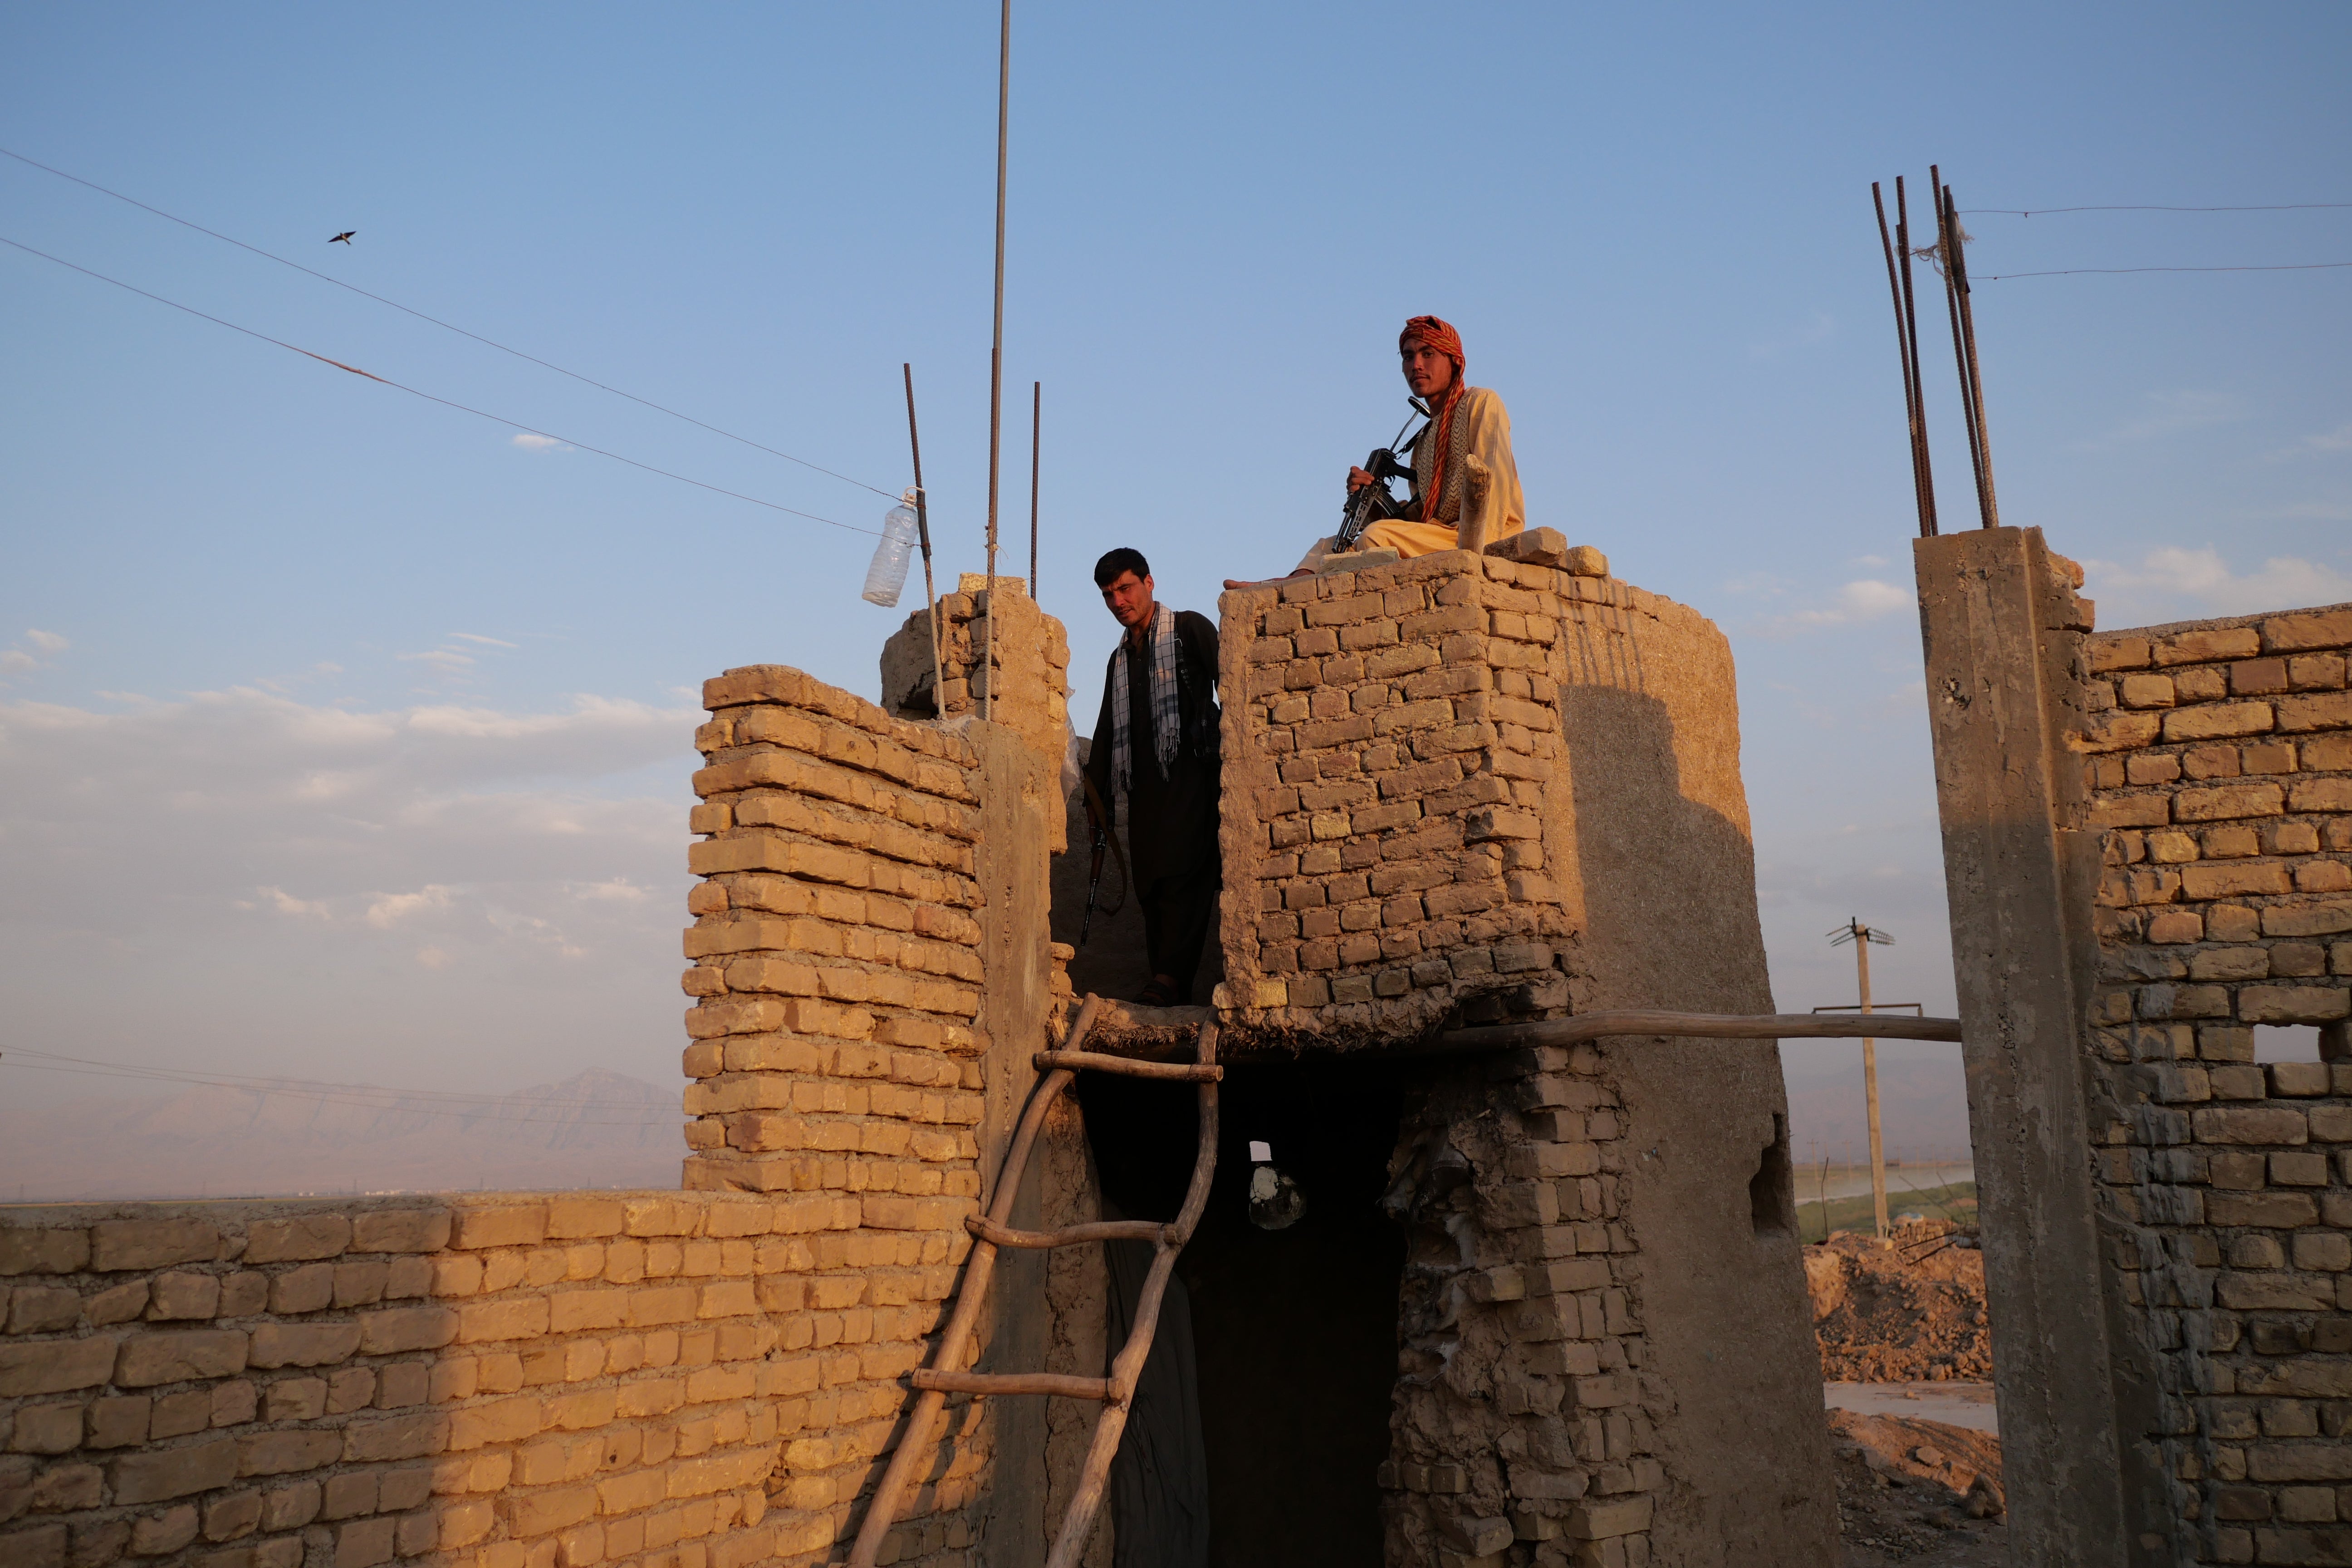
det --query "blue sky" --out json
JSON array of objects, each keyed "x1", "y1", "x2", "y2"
[{"x1": 3, "y1": 3, "x2": 2347, "y2": 1154}]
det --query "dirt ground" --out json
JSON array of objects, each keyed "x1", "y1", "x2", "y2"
[
  {"x1": 1802, "y1": 1227, "x2": 2008, "y2": 1561},
  {"x1": 1829, "y1": 1409, "x2": 2007, "y2": 1566},
  {"x1": 1806, "y1": 1230, "x2": 1994, "y2": 1382}
]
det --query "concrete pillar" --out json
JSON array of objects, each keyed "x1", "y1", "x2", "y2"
[{"x1": 1912, "y1": 526, "x2": 2144, "y2": 1565}]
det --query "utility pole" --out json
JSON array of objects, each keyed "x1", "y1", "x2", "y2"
[{"x1": 1830, "y1": 917, "x2": 1898, "y2": 1240}]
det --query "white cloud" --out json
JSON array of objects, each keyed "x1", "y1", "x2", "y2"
[
  {"x1": 2082, "y1": 545, "x2": 2352, "y2": 627},
  {"x1": 261, "y1": 886, "x2": 331, "y2": 919},
  {"x1": 0, "y1": 682, "x2": 700, "y2": 1096},
  {"x1": 449, "y1": 633, "x2": 519, "y2": 648},
  {"x1": 570, "y1": 878, "x2": 650, "y2": 903},
  {"x1": 398, "y1": 649, "x2": 477, "y2": 672},
  {"x1": 1759, "y1": 579, "x2": 1912, "y2": 633},
  {"x1": 0, "y1": 629, "x2": 69, "y2": 682},
  {"x1": 510, "y1": 433, "x2": 571, "y2": 451},
  {"x1": 366, "y1": 885, "x2": 454, "y2": 928},
  {"x1": 2273, "y1": 421, "x2": 2352, "y2": 457},
  {"x1": 2094, "y1": 389, "x2": 2248, "y2": 446}
]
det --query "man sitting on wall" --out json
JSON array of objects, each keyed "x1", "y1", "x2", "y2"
[
  {"x1": 1225, "y1": 314, "x2": 1526, "y2": 587},
  {"x1": 1084, "y1": 547, "x2": 1221, "y2": 1008}
]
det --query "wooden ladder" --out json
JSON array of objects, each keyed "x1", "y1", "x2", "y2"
[{"x1": 843, "y1": 995, "x2": 1222, "y2": 1568}]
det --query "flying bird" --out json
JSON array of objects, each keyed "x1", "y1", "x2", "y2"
[{"x1": 329, "y1": 231, "x2": 355, "y2": 245}]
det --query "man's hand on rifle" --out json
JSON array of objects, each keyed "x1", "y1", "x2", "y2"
[{"x1": 1347, "y1": 465, "x2": 1374, "y2": 493}]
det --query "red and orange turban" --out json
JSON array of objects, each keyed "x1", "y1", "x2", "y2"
[{"x1": 1401, "y1": 316, "x2": 1467, "y2": 523}]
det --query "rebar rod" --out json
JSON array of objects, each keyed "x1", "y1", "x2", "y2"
[
  {"x1": 1931, "y1": 164, "x2": 1992, "y2": 529},
  {"x1": 982, "y1": 0, "x2": 1010, "y2": 720},
  {"x1": 1030, "y1": 380, "x2": 1041, "y2": 598},
  {"x1": 902, "y1": 364, "x2": 946, "y2": 719},
  {"x1": 1895, "y1": 178, "x2": 1938, "y2": 538},
  {"x1": 1944, "y1": 180, "x2": 2001, "y2": 528},
  {"x1": 1874, "y1": 182, "x2": 1936, "y2": 538}
]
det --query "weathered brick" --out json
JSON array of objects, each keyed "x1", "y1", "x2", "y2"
[
  {"x1": 2195, "y1": 1107, "x2": 2311, "y2": 1145},
  {"x1": 242, "y1": 1216, "x2": 353, "y2": 1264},
  {"x1": 245, "y1": 1323, "x2": 362, "y2": 1369},
  {"x1": 115, "y1": 1331, "x2": 248, "y2": 1387},
  {"x1": 0, "y1": 1229, "x2": 89, "y2": 1276},
  {"x1": 349, "y1": 1210, "x2": 451, "y2": 1254},
  {"x1": 90, "y1": 1219, "x2": 218, "y2": 1272},
  {"x1": 343, "y1": 1413, "x2": 448, "y2": 1463},
  {"x1": 357, "y1": 1307, "x2": 458, "y2": 1355},
  {"x1": 112, "y1": 1436, "x2": 239, "y2": 1504},
  {"x1": 236, "y1": 1429, "x2": 343, "y2": 1477}
]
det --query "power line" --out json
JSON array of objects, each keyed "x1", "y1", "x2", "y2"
[
  {"x1": 0, "y1": 234, "x2": 884, "y2": 538},
  {"x1": 1980, "y1": 260, "x2": 2352, "y2": 280},
  {"x1": 1963, "y1": 202, "x2": 2352, "y2": 216},
  {"x1": 0, "y1": 145, "x2": 902, "y2": 504}
]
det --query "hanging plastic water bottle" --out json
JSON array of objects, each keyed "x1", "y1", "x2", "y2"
[{"x1": 861, "y1": 490, "x2": 921, "y2": 608}]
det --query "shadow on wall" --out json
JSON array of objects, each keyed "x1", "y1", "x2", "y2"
[
  {"x1": 1554, "y1": 682, "x2": 1771, "y2": 1018},
  {"x1": 1555, "y1": 682, "x2": 1839, "y2": 1563}
]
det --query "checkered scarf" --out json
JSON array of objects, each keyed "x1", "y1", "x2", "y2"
[{"x1": 1109, "y1": 602, "x2": 1181, "y2": 794}]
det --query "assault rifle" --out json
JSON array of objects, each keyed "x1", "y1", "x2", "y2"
[
  {"x1": 1076, "y1": 771, "x2": 1128, "y2": 947},
  {"x1": 1335, "y1": 405, "x2": 1429, "y2": 549}
]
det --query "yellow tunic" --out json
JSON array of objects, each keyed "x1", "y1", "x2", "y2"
[{"x1": 1296, "y1": 386, "x2": 1525, "y2": 567}]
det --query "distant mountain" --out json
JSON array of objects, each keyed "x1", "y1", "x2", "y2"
[{"x1": 0, "y1": 1069, "x2": 683, "y2": 1202}]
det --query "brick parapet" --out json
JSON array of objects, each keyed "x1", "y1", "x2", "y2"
[
  {"x1": 0, "y1": 1191, "x2": 838, "y2": 1568},
  {"x1": 1214, "y1": 549, "x2": 1725, "y2": 1041},
  {"x1": 2079, "y1": 603, "x2": 2352, "y2": 1562}
]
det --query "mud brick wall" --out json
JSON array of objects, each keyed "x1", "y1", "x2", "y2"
[
  {"x1": 1377, "y1": 1044, "x2": 1665, "y2": 1568},
  {"x1": 1215, "y1": 548, "x2": 1767, "y2": 1043},
  {"x1": 878, "y1": 581, "x2": 1072, "y2": 843},
  {"x1": 2078, "y1": 603, "x2": 2352, "y2": 1563},
  {"x1": 681, "y1": 665, "x2": 1000, "y2": 1563},
  {"x1": 0, "y1": 1193, "x2": 810, "y2": 1568},
  {"x1": 1214, "y1": 553, "x2": 1578, "y2": 1032}
]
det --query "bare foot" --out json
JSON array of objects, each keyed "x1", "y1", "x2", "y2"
[{"x1": 1222, "y1": 568, "x2": 1317, "y2": 590}]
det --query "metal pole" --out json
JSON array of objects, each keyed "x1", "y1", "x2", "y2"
[
  {"x1": 1930, "y1": 165, "x2": 1991, "y2": 529},
  {"x1": 1944, "y1": 180, "x2": 2002, "y2": 529},
  {"x1": 1894, "y1": 179, "x2": 1937, "y2": 537},
  {"x1": 982, "y1": 0, "x2": 1010, "y2": 721},
  {"x1": 1855, "y1": 920, "x2": 1889, "y2": 1240},
  {"x1": 902, "y1": 364, "x2": 946, "y2": 720},
  {"x1": 1874, "y1": 181, "x2": 1935, "y2": 538},
  {"x1": 1029, "y1": 379, "x2": 1040, "y2": 598}
]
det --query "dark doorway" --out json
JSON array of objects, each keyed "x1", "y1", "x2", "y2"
[{"x1": 1079, "y1": 1058, "x2": 1406, "y2": 1568}]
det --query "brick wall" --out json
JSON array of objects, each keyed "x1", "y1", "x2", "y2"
[
  {"x1": 3, "y1": 662, "x2": 1059, "y2": 1568},
  {"x1": 1214, "y1": 540, "x2": 1761, "y2": 1040},
  {"x1": 2080, "y1": 603, "x2": 2352, "y2": 1563},
  {"x1": 0, "y1": 1193, "x2": 807, "y2": 1568},
  {"x1": 1378, "y1": 1044, "x2": 1663, "y2": 1567},
  {"x1": 1214, "y1": 548, "x2": 1588, "y2": 1030}
]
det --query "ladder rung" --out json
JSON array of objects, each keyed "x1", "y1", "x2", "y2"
[
  {"x1": 1034, "y1": 1049, "x2": 1223, "y2": 1081},
  {"x1": 911, "y1": 1368, "x2": 1112, "y2": 1400},
  {"x1": 967, "y1": 1215, "x2": 1169, "y2": 1250}
]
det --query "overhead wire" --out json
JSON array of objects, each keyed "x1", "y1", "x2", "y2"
[
  {"x1": 1962, "y1": 201, "x2": 2352, "y2": 216},
  {"x1": 0, "y1": 234, "x2": 884, "y2": 538},
  {"x1": 0, "y1": 145, "x2": 903, "y2": 504},
  {"x1": 1980, "y1": 260, "x2": 2352, "y2": 280}
]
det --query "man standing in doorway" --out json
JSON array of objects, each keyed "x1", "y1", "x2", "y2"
[{"x1": 1083, "y1": 547, "x2": 1221, "y2": 1007}]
